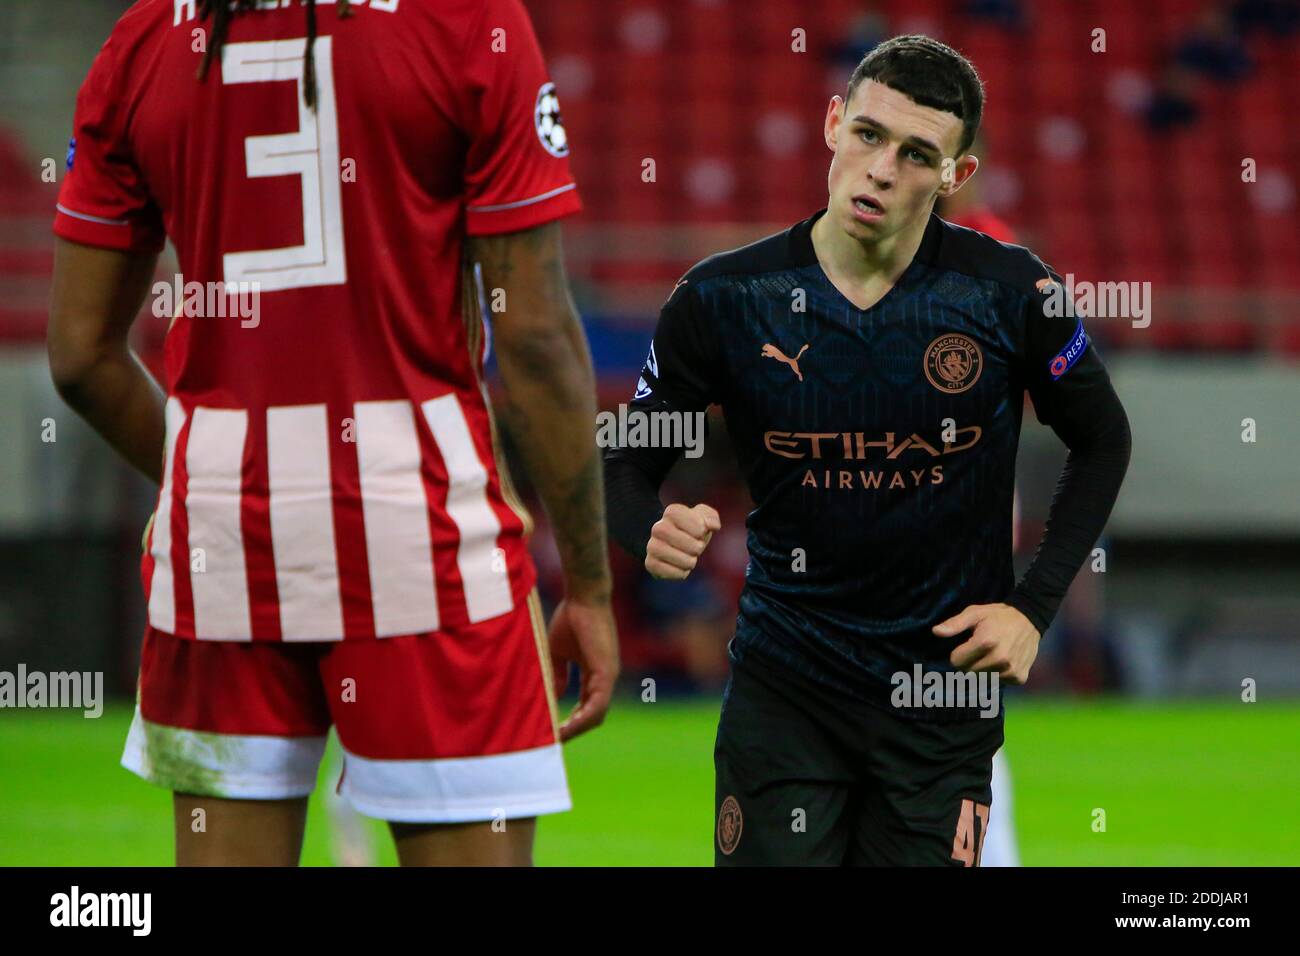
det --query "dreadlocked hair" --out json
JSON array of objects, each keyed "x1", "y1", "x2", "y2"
[{"x1": 196, "y1": 0, "x2": 353, "y2": 111}]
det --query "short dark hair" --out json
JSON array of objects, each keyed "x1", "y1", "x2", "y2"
[{"x1": 845, "y1": 35, "x2": 985, "y2": 156}]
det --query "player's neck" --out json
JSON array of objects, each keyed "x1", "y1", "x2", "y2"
[{"x1": 811, "y1": 207, "x2": 929, "y2": 311}]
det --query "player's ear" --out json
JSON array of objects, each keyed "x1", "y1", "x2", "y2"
[
  {"x1": 824, "y1": 95, "x2": 844, "y2": 151},
  {"x1": 937, "y1": 153, "x2": 979, "y2": 198}
]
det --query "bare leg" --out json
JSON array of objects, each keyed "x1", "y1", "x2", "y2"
[
  {"x1": 389, "y1": 817, "x2": 537, "y2": 867},
  {"x1": 174, "y1": 792, "x2": 309, "y2": 867}
]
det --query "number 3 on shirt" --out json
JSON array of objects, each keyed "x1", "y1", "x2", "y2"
[{"x1": 221, "y1": 37, "x2": 347, "y2": 292}]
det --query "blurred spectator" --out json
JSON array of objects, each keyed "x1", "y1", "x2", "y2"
[
  {"x1": 1231, "y1": 0, "x2": 1300, "y2": 34},
  {"x1": 1144, "y1": 70, "x2": 1203, "y2": 132},
  {"x1": 638, "y1": 573, "x2": 731, "y2": 690},
  {"x1": 1146, "y1": 3, "x2": 1260, "y2": 132},
  {"x1": 1175, "y1": 7, "x2": 1253, "y2": 81},
  {"x1": 962, "y1": 0, "x2": 1027, "y2": 31},
  {"x1": 828, "y1": 13, "x2": 891, "y2": 72},
  {"x1": 936, "y1": 134, "x2": 1017, "y2": 243}
]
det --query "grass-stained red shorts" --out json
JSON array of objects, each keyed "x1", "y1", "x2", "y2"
[{"x1": 122, "y1": 591, "x2": 569, "y2": 822}]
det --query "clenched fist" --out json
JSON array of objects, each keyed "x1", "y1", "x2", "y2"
[{"x1": 645, "y1": 503, "x2": 721, "y2": 580}]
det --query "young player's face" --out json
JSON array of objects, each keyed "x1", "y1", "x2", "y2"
[{"x1": 822, "y1": 80, "x2": 976, "y2": 245}]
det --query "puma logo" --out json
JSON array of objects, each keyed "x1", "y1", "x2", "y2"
[{"x1": 761, "y1": 342, "x2": 810, "y2": 381}]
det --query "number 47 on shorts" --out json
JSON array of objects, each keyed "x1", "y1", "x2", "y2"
[{"x1": 951, "y1": 798, "x2": 990, "y2": 866}]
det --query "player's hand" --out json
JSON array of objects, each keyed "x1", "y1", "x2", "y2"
[
  {"x1": 645, "y1": 503, "x2": 721, "y2": 580},
  {"x1": 933, "y1": 603, "x2": 1041, "y2": 685},
  {"x1": 547, "y1": 596, "x2": 620, "y2": 742}
]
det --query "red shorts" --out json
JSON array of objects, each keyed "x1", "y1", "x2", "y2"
[{"x1": 121, "y1": 591, "x2": 569, "y2": 822}]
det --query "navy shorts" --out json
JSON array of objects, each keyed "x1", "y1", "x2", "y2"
[{"x1": 714, "y1": 651, "x2": 1004, "y2": 866}]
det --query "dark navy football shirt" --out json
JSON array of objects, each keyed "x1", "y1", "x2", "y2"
[{"x1": 606, "y1": 209, "x2": 1126, "y2": 719}]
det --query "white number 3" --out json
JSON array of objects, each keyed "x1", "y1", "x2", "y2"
[{"x1": 220, "y1": 37, "x2": 346, "y2": 292}]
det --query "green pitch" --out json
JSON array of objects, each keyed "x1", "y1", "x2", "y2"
[{"x1": 1, "y1": 699, "x2": 1296, "y2": 866}]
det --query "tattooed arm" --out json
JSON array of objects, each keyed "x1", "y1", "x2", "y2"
[
  {"x1": 470, "y1": 221, "x2": 610, "y2": 601},
  {"x1": 469, "y1": 221, "x2": 618, "y2": 740}
]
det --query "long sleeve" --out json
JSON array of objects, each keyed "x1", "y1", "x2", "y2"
[
  {"x1": 603, "y1": 276, "x2": 723, "y2": 560},
  {"x1": 1007, "y1": 292, "x2": 1132, "y2": 634}
]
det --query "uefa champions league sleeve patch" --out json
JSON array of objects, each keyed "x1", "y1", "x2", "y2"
[
  {"x1": 534, "y1": 82, "x2": 569, "y2": 157},
  {"x1": 1049, "y1": 319, "x2": 1088, "y2": 380},
  {"x1": 633, "y1": 342, "x2": 658, "y2": 400}
]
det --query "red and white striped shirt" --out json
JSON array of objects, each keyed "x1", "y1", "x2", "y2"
[{"x1": 55, "y1": 0, "x2": 581, "y2": 641}]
